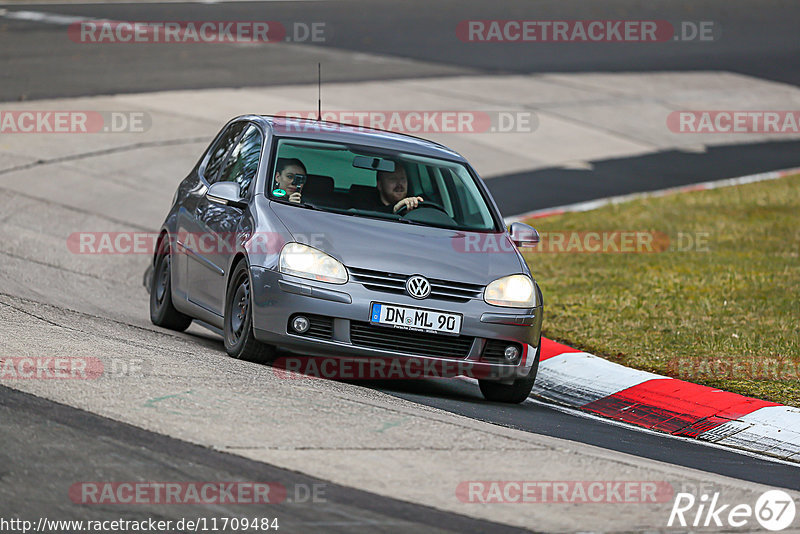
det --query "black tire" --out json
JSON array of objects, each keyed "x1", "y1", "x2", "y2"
[
  {"x1": 150, "y1": 238, "x2": 193, "y2": 332},
  {"x1": 479, "y1": 339, "x2": 541, "y2": 404},
  {"x1": 223, "y1": 260, "x2": 275, "y2": 363}
]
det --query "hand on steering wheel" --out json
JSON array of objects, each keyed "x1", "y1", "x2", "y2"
[
  {"x1": 393, "y1": 196, "x2": 423, "y2": 213},
  {"x1": 394, "y1": 197, "x2": 449, "y2": 215}
]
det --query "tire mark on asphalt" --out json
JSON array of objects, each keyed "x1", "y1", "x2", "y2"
[
  {"x1": 0, "y1": 248, "x2": 121, "y2": 284},
  {"x1": 0, "y1": 291, "x2": 216, "y2": 355},
  {"x1": 0, "y1": 136, "x2": 207, "y2": 176},
  {"x1": 0, "y1": 138, "x2": 207, "y2": 229},
  {"x1": 0, "y1": 297, "x2": 63, "y2": 329},
  {"x1": 0, "y1": 185, "x2": 154, "y2": 231}
]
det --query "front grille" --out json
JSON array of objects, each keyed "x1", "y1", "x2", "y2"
[
  {"x1": 348, "y1": 267, "x2": 483, "y2": 303},
  {"x1": 350, "y1": 321, "x2": 474, "y2": 359},
  {"x1": 482, "y1": 340, "x2": 523, "y2": 363},
  {"x1": 289, "y1": 314, "x2": 333, "y2": 340}
]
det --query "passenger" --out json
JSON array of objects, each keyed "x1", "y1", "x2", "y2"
[
  {"x1": 371, "y1": 163, "x2": 424, "y2": 214},
  {"x1": 273, "y1": 158, "x2": 306, "y2": 204}
]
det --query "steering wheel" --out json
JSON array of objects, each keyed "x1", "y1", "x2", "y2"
[{"x1": 395, "y1": 200, "x2": 449, "y2": 216}]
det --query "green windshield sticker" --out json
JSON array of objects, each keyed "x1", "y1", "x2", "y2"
[{"x1": 272, "y1": 188, "x2": 287, "y2": 197}]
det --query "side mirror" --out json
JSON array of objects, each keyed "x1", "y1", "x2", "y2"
[
  {"x1": 509, "y1": 222, "x2": 540, "y2": 247},
  {"x1": 207, "y1": 182, "x2": 247, "y2": 209}
]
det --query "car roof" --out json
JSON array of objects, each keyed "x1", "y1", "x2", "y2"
[{"x1": 242, "y1": 115, "x2": 467, "y2": 162}]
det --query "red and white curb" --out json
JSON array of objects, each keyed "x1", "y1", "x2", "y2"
[
  {"x1": 532, "y1": 339, "x2": 800, "y2": 462},
  {"x1": 505, "y1": 167, "x2": 800, "y2": 461}
]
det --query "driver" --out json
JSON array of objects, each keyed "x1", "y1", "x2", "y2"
[{"x1": 373, "y1": 163, "x2": 424, "y2": 214}]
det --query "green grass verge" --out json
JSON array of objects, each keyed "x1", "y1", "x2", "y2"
[{"x1": 521, "y1": 174, "x2": 800, "y2": 406}]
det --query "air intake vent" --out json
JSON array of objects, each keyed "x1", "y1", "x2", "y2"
[{"x1": 350, "y1": 321, "x2": 474, "y2": 359}]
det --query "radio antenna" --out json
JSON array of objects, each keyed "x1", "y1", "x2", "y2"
[{"x1": 317, "y1": 63, "x2": 321, "y2": 121}]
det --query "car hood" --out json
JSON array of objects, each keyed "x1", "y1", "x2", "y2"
[{"x1": 269, "y1": 202, "x2": 525, "y2": 285}]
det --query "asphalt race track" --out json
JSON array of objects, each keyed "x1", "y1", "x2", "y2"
[
  {"x1": 0, "y1": 385, "x2": 525, "y2": 534},
  {"x1": 1, "y1": 1, "x2": 799, "y2": 532},
  {"x1": 1, "y1": 0, "x2": 800, "y2": 100}
]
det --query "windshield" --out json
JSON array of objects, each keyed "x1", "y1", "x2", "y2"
[{"x1": 267, "y1": 138, "x2": 499, "y2": 231}]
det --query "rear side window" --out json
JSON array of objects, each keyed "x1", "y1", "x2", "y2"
[
  {"x1": 217, "y1": 124, "x2": 263, "y2": 198},
  {"x1": 203, "y1": 122, "x2": 246, "y2": 184}
]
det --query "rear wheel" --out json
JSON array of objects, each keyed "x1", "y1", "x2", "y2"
[
  {"x1": 224, "y1": 260, "x2": 275, "y2": 363},
  {"x1": 150, "y1": 238, "x2": 192, "y2": 332},
  {"x1": 479, "y1": 339, "x2": 540, "y2": 404}
]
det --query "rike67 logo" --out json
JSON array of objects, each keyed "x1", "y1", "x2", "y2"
[{"x1": 668, "y1": 489, "x2": 796, "y2": 531}]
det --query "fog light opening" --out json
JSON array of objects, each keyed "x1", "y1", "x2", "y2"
[
  {"x1": 292, "y1": 315, "x2": 310, "y2": 334},
  {"x1": 504, "y1": 345, "x2": 520, "y2": 363}
]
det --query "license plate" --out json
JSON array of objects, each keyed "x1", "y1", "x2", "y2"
[{"x1": 370, "y1": 303, "x2": 462, "y2": 335}]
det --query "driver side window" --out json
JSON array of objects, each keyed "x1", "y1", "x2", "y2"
[
  {"x1": 216, "y1": 124, "x2": 263, "y2": 198},
  {"x1": 203, "y1": 122, "x2": 246, "y2": 184}
]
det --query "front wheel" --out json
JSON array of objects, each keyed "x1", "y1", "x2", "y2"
[
  {"x1": 224, "y1": 260, "x2": 275, "y2": 363},
  {"x1": 479, "y1": 340, "x2": 540, "y2": 404}
]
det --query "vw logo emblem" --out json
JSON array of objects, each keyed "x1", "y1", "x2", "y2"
[{"x1": 406, "y1": 275, "x2": 431, "y2": 299}]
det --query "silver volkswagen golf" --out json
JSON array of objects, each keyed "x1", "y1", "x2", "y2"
[{"x1": 149, "y1": 115, "x2": 543, "y2": 403}]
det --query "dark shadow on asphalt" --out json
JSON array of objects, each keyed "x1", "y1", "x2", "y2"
[
  {"x1": 488, "y1": 139, "x2": 800, "y2": 216},
  {"x1": 0, "y1": 385, "x2": 531, "y2": 534}
]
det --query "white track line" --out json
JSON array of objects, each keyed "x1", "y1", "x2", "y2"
[{"x1": 0, "y1": 9, "x2": 99, "y2": 24}]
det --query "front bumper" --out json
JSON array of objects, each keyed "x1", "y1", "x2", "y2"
[{"x1": 250, "y1": 266, "x2": 543, "y2": 381}]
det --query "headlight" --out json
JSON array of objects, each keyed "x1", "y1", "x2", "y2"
[
  {"x1": 279, "y1": 242, "x2": 348, "y2": 284},
  {"x1": 484, "y1": 274, "x2": 535, "y2": 308}
]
